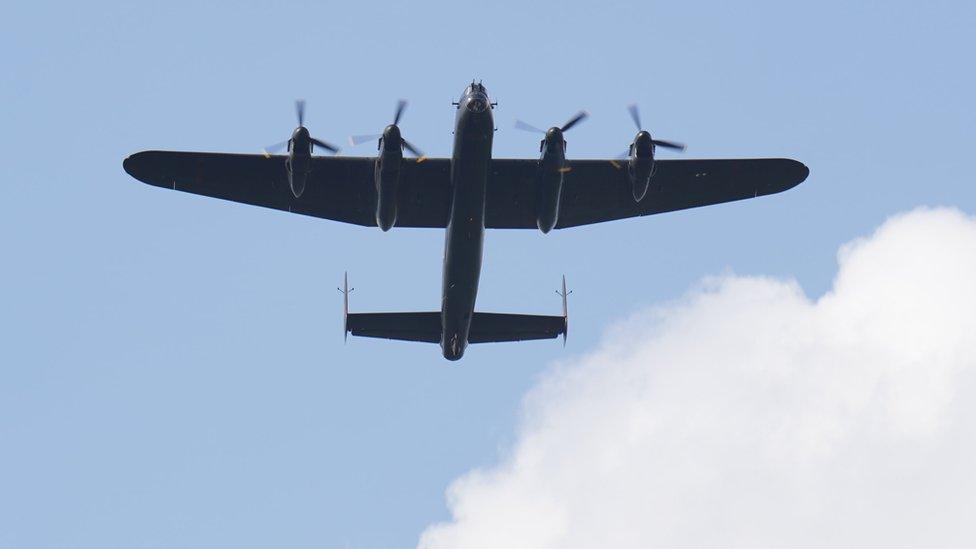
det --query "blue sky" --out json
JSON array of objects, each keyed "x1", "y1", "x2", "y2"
[{"x1": 2, "y1": 0, "x2": 974, "y2": 547}]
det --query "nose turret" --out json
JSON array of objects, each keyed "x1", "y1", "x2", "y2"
[{"x1": 460, "y1": 82, "x2": 491, "y2": 114}]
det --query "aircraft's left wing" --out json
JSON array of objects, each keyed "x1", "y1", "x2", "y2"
[
  {"x1": 486, "y1": 158, "x2": 809, "y2": 229},
  {"x1": 123, "y1": 151, "x2": 452, "y2": 228}
]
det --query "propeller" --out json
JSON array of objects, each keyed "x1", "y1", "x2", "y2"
[
  {"x1": 401, "y1": 137, "x2": 424, "y2": 159},
  {"x1": 310, "y1": 137, "x2": 340, "y2": 154},
  {"x1": 262, "y1": 140, "x2": 289, "y2": 156},
  {"x1": 627, "y1": 104, "x2": 686, "y2": 151},
  {"x1": 348, "y1": 100, "x2": 426, "y2": 162},
  {"x1": 263, "y1": 99, "x2": 340, "y2": 157},
  {"x1": 393, "y1": 98, "x2": 407, "y2": 125},
  {"x1": 514, "y1": 120, "x2": 545, "y2": 134},
  {"x1": 514, "y1": 110, "x2": 589, "y2": 135}
]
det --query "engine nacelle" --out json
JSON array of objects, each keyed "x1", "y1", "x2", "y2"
[
  {"x1": 375, "y1": 126, "x2": 404, "y2": 231},
  {"x1": 535, "y1": 169, "x2": 563, "y2": 233},
  {"x1": 285, "y1": 154, "x2": 311, "y2": 199},
  {"x1": 375, "y1": 155, "x2": 401, "y2": 231},
  {"x1": 535, "y1": 127, "x2": 568, "y2": 233},
  {"x1": 628, "y1": 131, "x2": 656, "y2": 202},
  {"x1": 629, "y1": 157, "x2": 654, "y2": 202}
]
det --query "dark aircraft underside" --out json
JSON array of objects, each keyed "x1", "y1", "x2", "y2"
[{"x1": 122, "y1": 84, "x2": 809, "y2": 361}]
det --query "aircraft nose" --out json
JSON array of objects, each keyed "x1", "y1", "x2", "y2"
[{"x1": 465, "y1": 95, "x2": 489, "y2": 113}]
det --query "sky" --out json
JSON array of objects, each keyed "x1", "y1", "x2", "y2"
[
  {"x1": 2, "y1": 0, "x2": 975, "y2": 547},
  {"x1": 420, "y1": 207, "x2": 976, "y2": 548}
]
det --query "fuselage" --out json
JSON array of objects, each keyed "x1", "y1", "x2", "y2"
[{"x1": 441, "y1": 84, "x2": 494, "y2": 360}]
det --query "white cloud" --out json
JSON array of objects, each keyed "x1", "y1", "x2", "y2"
[{"x1": 419, "y1": 207, "x2": 976, "y2": 549}]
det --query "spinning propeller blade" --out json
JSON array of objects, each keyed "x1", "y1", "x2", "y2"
[
  {"x1": 296, "y1": 99, "x2": 306, "y2": 126},
  {"x1": 262, "y1": 140, "x2": 288, "y2": 158},
  {"x1": 627, "y1": 104, "x2": 641, "y2": 130},
  {"x1": 311, "y1": 137, "x2": 340, "y2": 154},
  {"x1": 348, "y1": 134, "x2": 382, "y2": 147},
  {"x1": 393, "y1": 99, "x2": 407, "y2": 126},
  {"x1": 402, "y1": 138, "x2": 425, "y2": 161},
  {"x1": 561, "y1": 111, "x2": 588, "y2": 132},
  {"x1": 514, "y1": 119, "x2": 546, "y2": 134},
  {"x1": 652, "y1": 139, "x2": 686, "y2": 151}
]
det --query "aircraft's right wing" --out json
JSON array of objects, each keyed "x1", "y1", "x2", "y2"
[{"x1": 486, "y1": 158, "x2": 809, "y2": 229}]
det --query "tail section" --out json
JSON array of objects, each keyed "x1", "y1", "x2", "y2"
[
  {"x1": 337, "y1": 271, "x2": 354, "y2": 343},
  {"x1": 340, "y1": 275, "x2": 571, "y2": 358}
]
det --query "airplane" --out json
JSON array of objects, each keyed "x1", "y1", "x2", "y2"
[{"x1": 122, "y1": 82, "x2": 809, "y2": 361}]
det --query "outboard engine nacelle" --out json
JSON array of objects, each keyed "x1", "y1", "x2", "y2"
[
  {"x1": 622, "y1": 104, "x2": 686, "y2": 203},
  {"x1": 264, "y1": 101, "x2": 341, "y2": 200}
]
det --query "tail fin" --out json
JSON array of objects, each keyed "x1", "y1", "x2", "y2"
[
  {"x1": 556, "y1": 275, "x2": 572, "y2": 346},
  {"x1": 338, "y1": 271, "x2": 354, "y2": 343}
]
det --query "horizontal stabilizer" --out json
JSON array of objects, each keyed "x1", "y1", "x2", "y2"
[
  {"x1": 346, "y1": 312, "x2": 441, "y2": 343},
  {"x1": 468, "y1": 312, "x2": 565, "y2": 343},
  {"x1": 345, "y1": 312, "x2": 566, "y2": 344}
]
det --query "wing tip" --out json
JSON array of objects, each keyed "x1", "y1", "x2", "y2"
[
  {"x1": 789, "y1": 158, "x2": 810, "y2": 186},
  {"x1": 768, "y1": 158, "x2": 810, "y2": 193},
  {"x1": 122, "y1": 150, "x2": 159, "y2": 186}
]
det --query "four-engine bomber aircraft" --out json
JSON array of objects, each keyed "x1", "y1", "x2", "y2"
[{"x1": 123, "y1": 82, "x2": 809, "y2": 360}]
